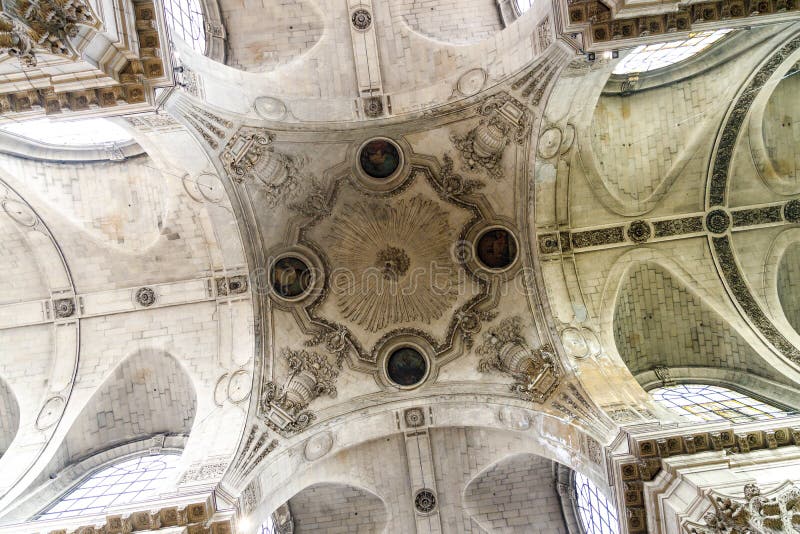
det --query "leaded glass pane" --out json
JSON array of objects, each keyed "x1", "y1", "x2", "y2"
[
  {"x1": 163, "y1": 0, "x2": 207, "y2": 54},
  {"x1": 613, "y1": 29, "x2": 732, "y2": 74},
  {"x1": 650, "y1": 384, "x2": 792, "y2": 423},
  {"x1": 37, "y1": 454, "x2": 180, "y2": 520},
  {"x1": 574, "y1": 472, "x2": 620, "y2": 534}
]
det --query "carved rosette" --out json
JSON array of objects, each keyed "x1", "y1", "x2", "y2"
[
  {"x1": 414, "y1": 489, "x2": 437, "y2": 514},
  {"x1": 477, "y1": 317, "x2": 560, "y2": 403},
  {"x1": 351, "y1": 8, "x2": 372, "y2": 30},
  {"x1": 135, "y1": 287, "x2": 156, "y2": 307},
  {"x1": 705, "y1": 208, "x2": 731, "y2": 234},
  {"x1": 627, "y1": 220, "x2": 652, "y2": 243},
  {"x1": 259, "y1": 349, "x2": 339, "y2": 436},
  {"x1": 53, "y1": 298, "x2": 75, "y2": 318},
  {"x1": 363, "y1": 96, "x2": 383, "y2": 117},
  {"x1": 785, "y1": 199, "x2": 800, "y2": 223}
]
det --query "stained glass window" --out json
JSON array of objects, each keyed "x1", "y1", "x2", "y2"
[
  {"x1": 650, "y1": 384, "x2": 792, "y2": 423},
  {"x1": 37, "y1": 454, "x2": 180, "y2": 520},
  {"x1": 514, "y1": 0, "x2": 533, "y2": 14},
  {"x1": 0, "y1": 118, "x2": 132, "y2": 147},
  {"x1": 163, "y1": 0, "x2": 207, "y2": 55},
  {"x1": 613, "y1": 29, "x2": 732, "y2": 74},
  {"x1": 574, "y1": 471, "x2": 620, "y2": 534}
]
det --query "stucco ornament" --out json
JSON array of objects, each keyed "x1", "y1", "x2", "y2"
[
  {"x1": 685, "y1": 482, "x2": 800, "y2": 533},
  {"x1": 451, "y1": 92, "x2": 531, "y2": 179},
  {"x1": 259, "y1": 349, "x2": 339, "y2": 436},
  {"x1": 326, "y1": 195, "x2": 458, "y2": 332},
  {"x1": 0, "y1": 0, "x2": 99, "y2": 66},
  {"x1": 477, "y1": 317, "x2": 560, "y2": 402}
]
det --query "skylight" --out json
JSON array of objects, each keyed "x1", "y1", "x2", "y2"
[{"x1": 0, "y1": 117, "x2": 132, "y2": 147}]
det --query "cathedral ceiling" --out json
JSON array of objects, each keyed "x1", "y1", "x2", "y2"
[{"x1": 0, "y1": 0, "x2": 800, "y2": 531}]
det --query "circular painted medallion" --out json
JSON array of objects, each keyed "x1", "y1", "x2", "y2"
[
  {"x1": 476, "y1": 228, "x2": 518, "y2": 270},
  {"x1": 386, "y1": 347, "x2": 428, "y2": 387},
  {"x1": 359, "y1": 139, "x2": 401, "y2": 179},
  {"x1": 271, "y1": 256, "x2": 313, "y2": 300}
]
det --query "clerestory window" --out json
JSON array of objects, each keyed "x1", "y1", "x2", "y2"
[
  {"x1": 163, "y1": 0, "x2": 207, "y2": 54},
  {"x1": 613, "y1": 29, "x2": 733, "y2": 74},
  {"x1": 574, "y1": 471, "x2": 620, "y2": 534},
  {"x1": 650, "y1": 384, "x2": 793, "y2": 424},
  {"x1": 36, "y1": 454, "x2": 181, "y2": 520}
]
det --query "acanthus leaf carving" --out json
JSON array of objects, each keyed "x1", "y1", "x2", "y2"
[
  {"x1": 476, "y1": 316, "x2": 560, "y2": 403},
  {"x1": 0, "y1": 0, "x2": 100, "y2": 66},
  {"x1": 450, "y1": 92, "x2": 531, "y2": 180},
  {"x1": 259, "y1": 349, "x2": 339, "y2": 437},
  {"x1": 685, "y1": 482, "x2": 800, "y2": 534},
  {"x1": 305, "y1": 325, "x2": 352, "y2": 369},
  {"x1": 438, "y1": 153, "x2": 484, "y2": 198}
]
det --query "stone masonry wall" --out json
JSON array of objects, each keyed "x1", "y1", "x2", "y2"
[
  {"x1": 63, "y1": 349, "x2": 196, "y2": 461},
  {"x1": 389, "y1": 0, "x2": 503, "y2": 45},
  {"x1": 613, "y1": 262, "x2": 781, "y2": 380},
  {"x1": 289, "y1": 483, "x2": 387, "y2": 533},
  {"x1": 463, "y1": 453, "x2": 565, "y2": 534},
  {"x1": 779, "y1": 242, "x2": 800, "y2": 336},
  {"x1": 219, "y1": 0, "x2": 324, "y2": 72}
]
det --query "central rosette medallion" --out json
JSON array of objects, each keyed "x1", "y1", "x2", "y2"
[
  {"x1": 375, "y1": 246, "x2": 411, "y2": 280},
  {"x1": 324, "y1": 195, "x2": 459, "y2": 332}
]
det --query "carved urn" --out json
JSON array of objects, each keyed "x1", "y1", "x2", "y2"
[
  {"x1": 283, "y1": 369, "x2": 317, "y2": 412},
  {"x1": 498, "y1": 342, "x2": 536, "y2": 375},
  {"x1": 472, "y1": 120, "x2": 508, "y2": 158}
]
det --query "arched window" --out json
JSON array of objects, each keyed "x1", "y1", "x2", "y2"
[
  {"x1": 613, "y1": 29, "x2": 732, "y2": 74},
  {"x1": 650, "y1": 384, "x2": 793, "y2": 423},
  {"x1": 0, "y1": 118, "x2": 132, "y2": 147},
  {"x1": 514, "y1": 0, "x2": 533, "y2": 14},
  {"x1": 574, "y1": 471, "x2": 619, "y2": 534},
  {"x1": 163, "y1": 0, "x2": 207, "y2": 54},
  {"x1": 37, "y1": 454, "x2": 180, "y2": 520}
]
